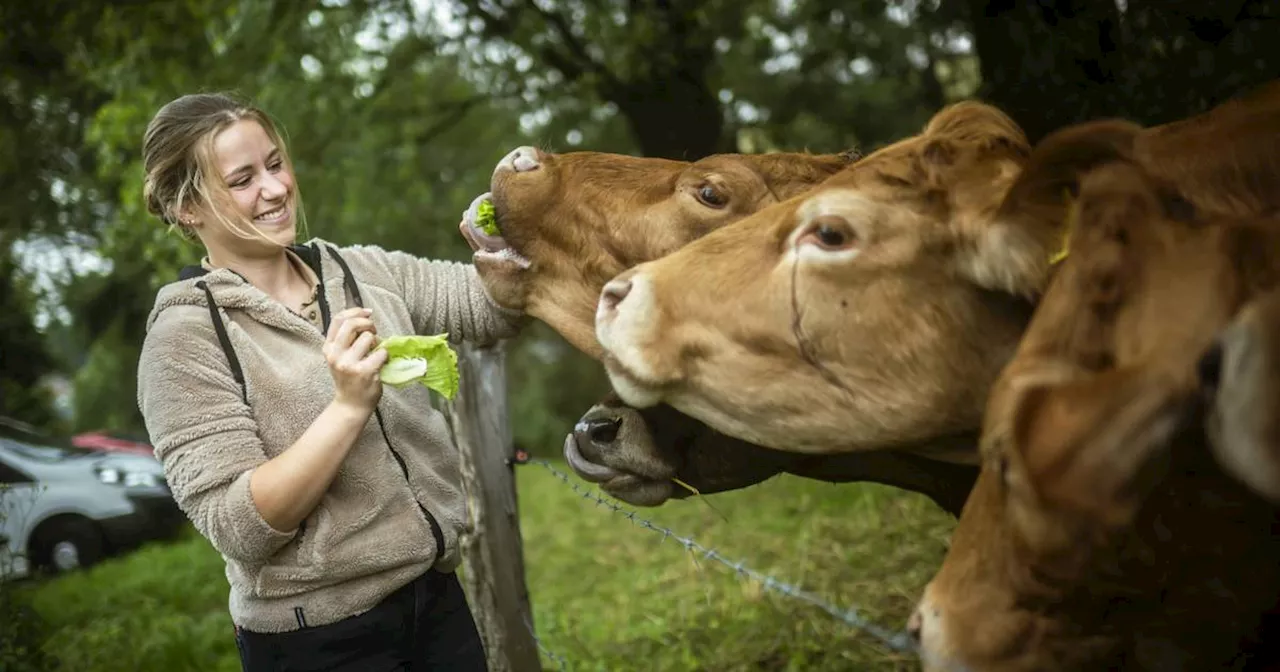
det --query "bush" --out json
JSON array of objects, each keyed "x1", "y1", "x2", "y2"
[{"x1": 0, "y1": 579, "x2": 53, "y2": 672}]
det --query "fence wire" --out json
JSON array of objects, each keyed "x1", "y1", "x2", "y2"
[
  {"x1": 524, "y1": 614, "x2": 570, "y2": 671},
  {"x1": 522, "y1": 457, "x2": 920, "y2": 661}
]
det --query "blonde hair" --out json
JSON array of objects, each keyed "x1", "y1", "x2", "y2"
[{"x1": 141, "y1": 91, "x2": 307, "y2": 245}]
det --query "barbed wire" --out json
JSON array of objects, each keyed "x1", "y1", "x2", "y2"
[
  {"x1": 523, "y1": 457, "x2": 920, "y2": 657},
  {"x1": 523, "y1": 614, "x2": 570, "y2": 671}
]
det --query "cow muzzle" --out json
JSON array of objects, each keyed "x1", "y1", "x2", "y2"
[
  {"x1": 563, "y1": 404, "x2": 677, "y2": 506},
  {"x1": 493, "y1": 145, "x2": 543, "y2": 176},
  {"x1": 595, "y1": 271, "x2": 672, "y2": 408}
]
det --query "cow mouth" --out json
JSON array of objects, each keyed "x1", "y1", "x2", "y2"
[
  {"x1": 562, "y1": 433, "x2": 676, "y2": 506},
  {"x1": 460, "y1": 192, "x2": 531, "y2": 269},
  {"x1": 599, "y1": 354, "x2": 669, "y2": 410},
  {"x1": 563, "y1": 433, "x2": 627, "y2": 483}
]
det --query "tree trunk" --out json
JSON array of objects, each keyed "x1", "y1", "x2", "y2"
[
  {"x1": 608, "y1": 74, "x2": 730, "y2": 160},
  {"x1": 967, "y1": 0, "x2": 1126, "y2": 144}
]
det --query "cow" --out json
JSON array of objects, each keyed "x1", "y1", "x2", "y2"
[
  {"x1": 463, "y1": 147, "x2": 857, "y2": 357},
  {"x1": 459, "y1": 135, "x2": 1024, "y2": 515},
  {"x1": 589, "y1": 100, "x2": 1047, "y2": 459},
  {"x1": 587, "y1": 82, "x2": 1280, "y2": 456},
  {"x1": 907, "y1": 100, "x2": 1280, "y2": 669},
  {"x1": 566, "y1": 392, "x2": 979, "y2": 514}
]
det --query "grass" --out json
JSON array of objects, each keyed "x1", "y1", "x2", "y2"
[{"x1": 12, "y1": 458, "x2": 956, "y2": 671}]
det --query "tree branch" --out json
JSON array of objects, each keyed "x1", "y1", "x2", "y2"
[{"x1": 413, "y1": 95, "x2": 491, "y2": 147}]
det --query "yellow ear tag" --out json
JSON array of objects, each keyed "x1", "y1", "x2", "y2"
[{"x1": 1049, "y1": 188, "x2": 1078, "y2": 265}]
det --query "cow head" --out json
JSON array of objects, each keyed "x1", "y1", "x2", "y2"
[
  {"x1": 461, "y1": 146, "x2": 857, "y2": 357},
  {"x1": 564, "y1": 394, "x2": 802, "y2": 506},
  {"x1": 569, "y1": 393, "x2": 981, "y2": 515},
  {"x1": 593, "y1": 102, "x2": 1049, "y2": 455},
  {"x1": 911, "y1": 116, "x2": 1280, "y2": 671}
]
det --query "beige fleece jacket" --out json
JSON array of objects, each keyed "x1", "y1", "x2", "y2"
[{"x1": 136, "y1": 238, "x2": 522, "y2": 633}]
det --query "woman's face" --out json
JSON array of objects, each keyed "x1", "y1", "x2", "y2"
[{"x1": 193, "y1": 118, "x2": 297, "y2": 259}]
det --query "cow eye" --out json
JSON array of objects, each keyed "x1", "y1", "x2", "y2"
[
  {"x1": 798, "y1": 214, "x2": 858, "y2": 252},
  {"x1": 817, "y1": 225, "x2": 847, "y2": 247},
  {"x1": 695, "y1": 184, "x2": 727, "y2": 208}
]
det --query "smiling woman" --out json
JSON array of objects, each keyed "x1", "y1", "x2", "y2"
[{"x1": 134, "y1": 91, "x2": 530, "y2": 672}]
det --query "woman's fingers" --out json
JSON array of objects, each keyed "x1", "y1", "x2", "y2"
[
  {"x1": 323, "y1": 308, "x2": 375, "y2": 361},
  {"x1": 334, "y1": 317, "x2": 376, "y2": 348},
  {"x1": 327, "y1": 308, "x2": 371, "y2": 341},
  {"x1": 360, "y1": 346, "x2": 390, "y2": 375},
  {"x1": 326, "y1": 307, "x2": 367, "y2": 338},
  {"x1": 335, "y1": 330, "x2": 375, "y2": 368}
]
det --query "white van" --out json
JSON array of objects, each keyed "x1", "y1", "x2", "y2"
[{"x1": 0, "y1": 418, "x2": 184, "y2": 580}]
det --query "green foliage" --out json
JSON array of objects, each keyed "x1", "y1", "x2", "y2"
[
  {"x1": 20, "y1": 526, "x2": 241, "y2": 672},
  {"x1": 505, "y1": 323, "x2": 613, "y2": 457},
  {"x1": 0, "y1": 0, "x2": 983, "y2": 440},
  {"x1": 0, "y1": 576, "x2": 54, "y2": 671},
  {"x1": 0, "y1": 481, "x2": 55, "y2": 672},
  {"x1": 0, "y1": 249, "x2": 60, "y2": 429},
  {"x1": 70, "y1": 320, "x2": 144, "y2": 433},
  {"x1": 20, "y1": 465, "x2": 955, "y2": 671}
]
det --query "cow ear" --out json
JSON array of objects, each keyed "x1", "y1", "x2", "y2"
[
  {"x1": 954, "y1": 119, "x2": 1145, "y2": 299},
  {"x1": 1006, "y1": 367, "x2": 1186, "y2": 528},
  {"x1": 1204, "y1": 289, "x2": 1280, "y2": 503}
]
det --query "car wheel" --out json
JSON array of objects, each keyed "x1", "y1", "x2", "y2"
[{"x1": 33, "y1": 516, "x2": 104, "y2": 573}]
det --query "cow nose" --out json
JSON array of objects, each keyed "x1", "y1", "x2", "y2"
[
  {"x1": 585, "y1": 417, "x2": 622, "y2": 444},
  {"x1": 906, "y1": 608, "x2": 923, "y2": 642},
  {"x1": 496, "y1": 146, "x2": 541, "y2": 175},
  {"x1": 600, "y1": 278, "x2": 633, "y2": 314}
]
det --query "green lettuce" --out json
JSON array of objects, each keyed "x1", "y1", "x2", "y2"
[
  {"x1": 375, "y1": 333, "x2": 460, "y2": 400},
  {"x1": 476, "y1": 198, "x2": 499, "y2": 236}
]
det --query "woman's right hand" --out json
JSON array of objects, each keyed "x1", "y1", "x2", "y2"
[{"x1": 323, "y1": 307, "x2": 389, "y2": 413}]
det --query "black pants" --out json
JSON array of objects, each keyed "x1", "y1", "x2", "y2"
[{"x1": 234, "y1": 569, "x2": 488, "y2": 671}]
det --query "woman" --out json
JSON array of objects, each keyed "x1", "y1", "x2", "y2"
[{"x1": 135, "y1": 91, "x2": 526, "y2": 671}]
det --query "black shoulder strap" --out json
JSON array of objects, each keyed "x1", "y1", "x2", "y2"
[
  {"x1": 195, "y1": 280, "x2": 249, "y2": 405},
  {"x1": 323, "y1": 244, "x2": 364, "y2": 308}
]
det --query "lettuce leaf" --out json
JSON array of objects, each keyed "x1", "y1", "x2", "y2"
[
  {"x1": 375, "y1": 333, "x2": 460, "y2": 400},
  {"x1": 476, "y1": 198, "x2": 499, "y2": 236}
]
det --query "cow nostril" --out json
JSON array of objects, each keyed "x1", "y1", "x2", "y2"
[
  {"x1": 906, "y1": 609, "x2": 923, "y2": 641},
  {"x1": 600, "y1": 279, "x2": 633, "y2": 312},
  {"x1": 496, "y1": 146, "x2": 542, "y2": 176},
  {"x1": 587, "y1": 417, "x2": 623, "y2": 443},
  {"x1": 512, "y1": 146, "x2": 540, "y2": 172},
  {"x1": 1197, "y1": 339, "x2": 1224, "y2": 392}
]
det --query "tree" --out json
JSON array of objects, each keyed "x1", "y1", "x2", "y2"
[
  {"x1": 964, "y1": 0, "x2": 1280, "y2": 143},
  {"x1": 446, "y1": 0, "x2": 972, "y2": 158},
  {"x1": 8, "y1": 0, "x2": 1276, "y2": 450}
]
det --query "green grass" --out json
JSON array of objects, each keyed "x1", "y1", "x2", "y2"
[{"x1": 13, "y1": 458, "x2": 956, "y2": 671}]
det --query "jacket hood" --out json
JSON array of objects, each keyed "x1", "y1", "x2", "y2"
[{"x1": 145, "y1": 239, "x2": 343, "y2": 337}]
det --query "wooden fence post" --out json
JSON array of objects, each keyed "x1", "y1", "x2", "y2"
[{"x1": 446, "y1": 341, "x2": 542, "y2": 672}]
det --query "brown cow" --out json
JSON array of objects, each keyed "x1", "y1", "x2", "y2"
[
  {"x1": 589, "y1": 83, "x2": 1280, "y2": 457},
  {"x1": 460, "y1": 144, "x2": 983, "y2": 515},
  {"x1": 592, "y1": 101, "x2": 1048, "y2": 456},
  {"x1": 909, "y1": 108, "x2": 1280, "y2": 669},
  {"x1": 463, "y1": 147, "x2": 856, "y2": 356}
]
